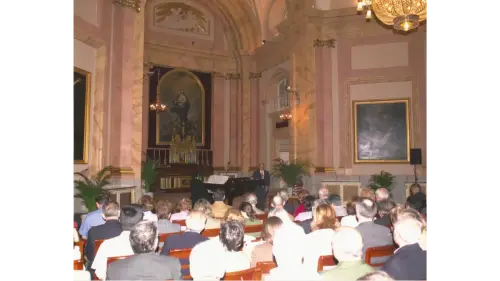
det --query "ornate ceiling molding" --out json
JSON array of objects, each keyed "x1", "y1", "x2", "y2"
[
  {"x1": 113, "y1": 0, "x2": 141, "y2": 13},
  {"x1": 313, "y1": 39, "x2": 336, "y2": 48},
  {"x1": 249, "y1": 72, "x2": 262, "y2": 79}
]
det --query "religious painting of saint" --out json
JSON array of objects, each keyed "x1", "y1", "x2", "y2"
[
  {"x1": 353, "y1": 99, "x2": 411, "y2": 163},
  {"x1": 74, "y1": 67, "x2": 91, "y2": 163},
  {"x1": 156, "y1": 68, "x2": 205, "y2": 145}
]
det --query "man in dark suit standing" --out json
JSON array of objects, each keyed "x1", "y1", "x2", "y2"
[
  {"x1": 382, "y1": 218, "x2": 426, "y2": 280},
  {"x1": 106, "y1": 221, "x2": 181, "y2": 280},
  {"x1": 252, "y1": 163, "x2": 271, "y2": 210},
  {"x1": 85, "y1": 201, "x2": 122, "y2": 267}
]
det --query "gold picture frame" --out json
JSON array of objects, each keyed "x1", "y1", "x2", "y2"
[
  {"x1": 155, "y1": 68, "x2": 206, "y2": 145},
  {"x1": 352, "y1": 99, "x2": 410, "y2": 163},
  {"x1": 74, "y1": 67, "x2": 91, "y2": 164}
]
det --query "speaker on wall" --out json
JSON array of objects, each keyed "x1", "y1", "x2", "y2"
[{"x1": 410, "y1": 148, "x2": 422, "y2": 165}]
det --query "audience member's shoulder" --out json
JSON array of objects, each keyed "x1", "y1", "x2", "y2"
[{"x1": 156, "y1": 253, "x2": 181, "y2": 264}]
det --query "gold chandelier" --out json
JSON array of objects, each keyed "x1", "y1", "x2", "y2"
[
  {"x1": 148, "y1": 69, "x2": 167, "y2": 113},
  {"x1": 280, "y1": 112, "x2": 292, "y2": 120},
  {"x1": 357, "y1": 0, "x2": 427, "y2": 32}
]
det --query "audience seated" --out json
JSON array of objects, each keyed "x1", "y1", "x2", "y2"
[
  {"x1": 79, "y1": 196, "x2": 108, "y2": 239},
  {"x1": 211, "y1": 189, "x2": 231, "y2": 218},
  {"x1": 155, "y1": 200, "x2": 181, "y2": 234},
  {"x1": 318, "y1": 186, "x2": 330, "y2": 200},
  {"x1": 268, "y1": 207, "x2": 305, "y2": 238},
  {"x1": 244, "y1": 193, "x2": 265, "y2": 214},
  {"x1": 294, "y1": 195, "x2": 315, "y2": 221},
  {"x1": 265, "y1": 225, "x2": 320, "y2": 280},
  {"x1": 269, "y1": 195, "x2": 294, "y2": 221},
  {"x1": 375, "y1": 188, "x2": 391, "y2": 202},
  {"x1": 139, "y1": 195, "x2": 158, "y2": 222},
  {"x1": 341, "y1": 199, "x2": 359, "y2": 228},
  {"x1": 382, "y1": 218, "x2": 426, "y2": 280},
  {"x1": 223, "y1": 209, "x2": 259, "y2": 241},
  {"x1": 189, "y1": 236, "x2": 227, "y2": 280},
  {"x1": 293, "y1": 190, "x2": 310, "y2": 217},
  {"x1": 170, "y1": 197, "x2": 192, "y2": 221},
  {"x1": 106, "y1": 221, "x2": 181, "y2": 280},
  {"x1": 327, "y1": 194, "x2": 347, "y2": 216},
  {"x1": 355, "y1": 198, "x2": 393, "y2": 263},
  {"x1": 240, "y1": 202, "x2": 264, "y2": 226},
  {"x1": 85, "y1": 201, "x2": 122, "y2": 266},
  {"x1": 193, "y1": 198, "x2": 221, "y2": 229},
  {"x1": 304, "y1": 203, "x2": 340, "y2": 270},
  {"x1": 374, "y1": 200, "x2": 396, "y2": 227},
  {"x1": 389, "y1": 207, "x2": 427, "y2": 251},
  {"x1": 160, "y1": 211, "x2": 208, "y2": 255},
  {"x1": 91, "y1": 204, "x2": 143, "y2": 280},
  {"x1": 220, "y1": 220, "x2": 251, "y2": 272},
  {"x1": 277, "y1": 189, "x2": 295, "y2": 215},
  {"x1": 250, "y1": 216, "x2": 283, "y2": 267},
  {"x1": 357, "y1": 271, "x2": 395, "y2": 281},
  {"x1": 359, "y1": 188, "x2": 377, "y2": 201},
  {"x1": 321, "y1": 227, "x2": 375, "y2": 281}
]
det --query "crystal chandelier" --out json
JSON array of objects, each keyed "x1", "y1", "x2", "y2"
[
  {"x1": 148, "y1": 69, "x2": 167, "y2": 113},
  {"x1": 357, "y1": 0, "x2": 427, "y2": 32},
  {"x1": 280, "y1": 112, "x2": 292, "y2": 120}
]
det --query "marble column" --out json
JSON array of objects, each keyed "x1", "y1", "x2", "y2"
[
  {"x1": 240, "y1": 55, "x2": 253, "y2": 174},
  {"x1": 212, "y1": 74, "x2": 226, "y2": 168},
  {"x1": 249, "y1": 72, "x2": 262, "y2": 169},
  {"x1": 314, "y1": 39, "x2": 336, "y2": 170},
  {"x1": 106, "y1": 1, "x2": 145, "y2": 189},
  {"x1": 228, "y1": 73, "x2": 241, "y2": 169}
]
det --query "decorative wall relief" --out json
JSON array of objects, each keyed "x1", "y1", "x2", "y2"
[{"x1": 150, "y1": 1, "x2": 214, "y2": 40}]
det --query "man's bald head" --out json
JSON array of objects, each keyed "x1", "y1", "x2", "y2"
[
  {"x1": 271, "y1": 195, "x2": 283, "y2": 208},
  {"x1": 332, "y1": 227, "x2": 364, "y2": 261},
  {"x1": 375, "y1": 188, "x2": 390, "y2": 202},
  {"x1": 318, "y1": 187, "x2": 329, "y2": 200},
  {"x1": 393, "y1": 217, "x2": 423, "y2": 247}
]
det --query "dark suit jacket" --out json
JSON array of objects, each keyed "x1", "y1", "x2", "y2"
[
  {"x1": 356, "y1": 221, "x2": 393, "y2": 262},
  {"x1": 374, "y1": 215, "x2": 391, "y2": 227},
  {"x1": 382, "y1": 243, "x2": 426, "y2": 280},
  {"x1": 252, "y1": 169, "x2": 271, "y2": 186},
  {"x1": 298, "y1": 218, "x2": 313, "y2": 234},
  {"x1": 85, "y1": 219, "x2": 122, "y2": 262},
  {"x1": 106, "y1": 252, "x2": 181, "y2": 280},
  {"x1": 160, "y1": 231, "x2": 208, "y2": 276}
]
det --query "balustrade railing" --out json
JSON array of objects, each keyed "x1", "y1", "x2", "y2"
[{"x1": 146, "y1": 148, "x2": 213, "y2": 167}]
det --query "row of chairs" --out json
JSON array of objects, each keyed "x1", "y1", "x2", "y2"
[{"x1": 94, "y1": 244, "x2": 396, "y2": 280}]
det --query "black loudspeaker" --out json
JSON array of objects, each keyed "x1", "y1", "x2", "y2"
[{"x1": 410, "y1": 148, "x2": 422, "y2": 165}]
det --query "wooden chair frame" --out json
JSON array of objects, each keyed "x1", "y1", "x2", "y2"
[
  {"x1": 169, "y1": 248, "x2": 193, "y2": 280},
  {"x1": 255, "y1": 261, "x2": 277, "y2": 275},
  {"x1": 365, "y1": 245, "x2": 396, "y2": 267},
  {"x1": 317, "y1": 255, "x2": 337, "y2": 271},
  {"x1": 224, "y1": 267, "x2": 262, "y2": 280}
]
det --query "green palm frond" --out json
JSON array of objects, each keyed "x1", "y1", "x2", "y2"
[
  {"x1": 271, "y1": 158, "x2": 312, "y2": 186},
  {"x1": 142, "y1": 158, "x2": 159, "y2": 192},
  {"x1": 368, "y1": 170, "x2": 396, "y2": 191},
  {"x1": 74, "y1": 166, "x2": 113, "y2": 212}
]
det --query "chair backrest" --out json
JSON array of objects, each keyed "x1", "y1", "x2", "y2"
[
  {"x1": 224, "y1": 267, "x2": 262, "y2": 281},
  {"x1": 159, "y1": 232, "x2": 182, "y2": 243},
  {"x1": 106, "y1": 255, "x2": 131, "y2": 266},
  {"x1": 94, "y1": 239, "x2": 105, "y2": 255},
  {"x1": 75, "y1": 240, "x2": 86, "y2": 260},
  {"x1": 365, "y1": 245, "x2": 396, "y2": 267},
  {"x1": 172, "y1": 220, "x2": 186, "y2": 226},
  {"x1": 317, "y1": 255, "x2": 336, "y2": 271},
  {"x1": 169, "y1": 248, "x2": 192, "y2": 280},
  {"x1": 74, "y1": 259, "x2": 84, "y2": 270},
  {"x1": 255, "y1": 261, "x2": 277, "y2": 274},
  {"x1": 244, "y1": 224, "x2": 263, "y2": 234},
  {"x1": 201, "y1": 228, "x2": 221, "y2": 238},
  {"x1": 255, "y1": 213, "x2": 267, "y2": 222}
]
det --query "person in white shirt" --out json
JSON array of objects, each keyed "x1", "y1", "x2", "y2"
[
  {"x1": 170, "y1": 197, "x2": 192, "y2": 221},
  {"x1": 327, "y1": 194, "x2": 347, "y2": 217},
  {"x1": 220, "y1": 220, "x2": 251, "y2": 273},
  {"x1": 266, "y1": 224, "x2": 320, "y2": 280},
  {"x1": 91, "y1": 205, "x2": 143, "y2": 280},
  {"x1": 318, "y1": 186, "x2": 330, "y2": 200},
  {"x1": 189, "y1": 238, "x2": 227, "y2": 280},
  {"x1": 268, "y1": 208, "x2": 305, "y2": 237}
]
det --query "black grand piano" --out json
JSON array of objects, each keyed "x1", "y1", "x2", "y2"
[{"x1": 204, "y1": 177, "x2": 263, "y2": 206}]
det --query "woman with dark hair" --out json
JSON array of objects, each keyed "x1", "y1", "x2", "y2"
[
  {"x1": 239, "y1": 202, "x2": 263, "y2": 225},
  {"x1": 250, "y1": 216, "x2": 283, "y2": 266},
  {"x1": 294, "y1": 195, "x2": 315, "y2": 221},
  {"x1": 293, "y1": 190, "x2": 310, "y2": 217}
]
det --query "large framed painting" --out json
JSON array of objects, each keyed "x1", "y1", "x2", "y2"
[
  {"x1": 74, "y1": 67, "x2": 91, "y2": 164},
  {"x1": 156, "y1": 68, "x2": 205, "y2": 145},
  {"x1": 353, "y1": 99, "x2": 410, "y2": 163}
]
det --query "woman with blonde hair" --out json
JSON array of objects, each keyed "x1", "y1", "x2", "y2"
[
  {"x1": 138, "y1": 195, "x2": 158, "y2": 222},
  {"x1": 304, "y1": 203, "x2": 339, "y2": 271},
  {"x1": 170, "y1": 197, "x2": 192, "y2": 221},
  {"x1": 222, "y1": 209, "x2": 257, "y2": 241},
  {"x1": 192, "y1": 199, "x2": 220, "y2": 229}
]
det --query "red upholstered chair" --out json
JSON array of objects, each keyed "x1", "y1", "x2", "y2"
[
  {"x1": 169, "y1": 248, "x2": 193, "y2": 280},
  {"x1": 255, "y1": 261, "x2": 277, "y2": 275},
  {"x1": 74, "y1": 259, "x2": 84, "y2": 270},
  {"x1": 317, "y1": 255, "x2": 336, "y2": 271},
  {"x1": 201, "y1": 228, "x2": 220, "y2": 238},
  {"x1": 365, "y1": 245, "x2": 396, "y2": 267},
  {"x1": 224, "y1": 267, "x2": 262, "y2": 280}
]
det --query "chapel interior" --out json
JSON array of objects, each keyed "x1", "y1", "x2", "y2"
[{"x1": 74, "y1": 0, "x2": 426, "y2": 216}]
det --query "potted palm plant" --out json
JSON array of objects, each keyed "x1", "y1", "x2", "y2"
[
  {"x1": 141, "y1": 158, "x2": 159, "y2": 198},
  {"x1": 368, "y1": 170, "x2": 396, "y2": 191},
  {"x1": 74, "y1": 166, "x2": 113, "y2": 213},
  {"x1": 271, "y1": 158, "x2": 312, "y2": 195}
]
